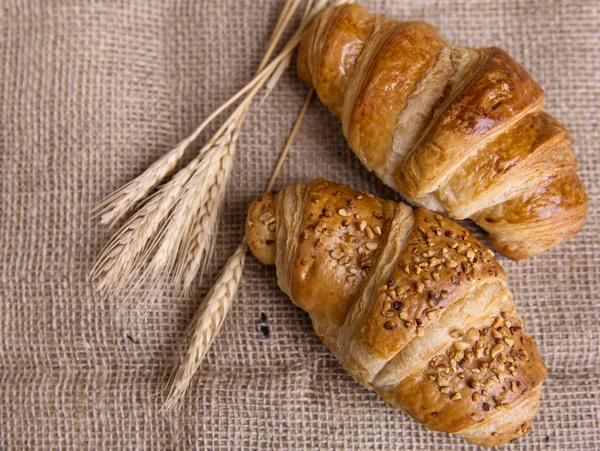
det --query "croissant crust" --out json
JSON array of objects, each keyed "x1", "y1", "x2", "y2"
[
  {"x1": 297, "y1": 3, "x2": 588, "y2": 260},
  {"x1": 246, "y1": 179, "x2": 546, "y2": 446}
]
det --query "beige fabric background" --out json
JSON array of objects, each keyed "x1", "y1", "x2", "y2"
[{"x1": 1, "y1": 0, "x2": 599, "y2": 449}]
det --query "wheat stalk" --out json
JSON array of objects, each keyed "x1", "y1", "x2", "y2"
[
  {"x1": 93, "y1": 0, "x2": 309, "y2": 228},
  {"x1": 161, "y1": 88, "x2": 315, "y2": 412},
  {"x1": 92, "y1": 0, "x2": 329, "y2": 300},
  {"x1": 89, "y1": 0, "x2": 345, "y2": 412},
  {"x1": 164, "y1": 0, "x2": 330, "y2": 293}
]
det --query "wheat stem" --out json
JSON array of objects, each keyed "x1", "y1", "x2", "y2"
[{"x1": 265, "y1": 88, "x2": 315, "y2": 193}]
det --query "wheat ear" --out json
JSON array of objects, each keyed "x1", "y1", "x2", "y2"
[
  {"x1": 91, "y1": 159, "x2": 199, "y2": 294},
  {"x1": 93, "y1": 0, "x2": 308, "y2": 228},
  {"x1": 92, "y1": 0, "x2": 327, "y2": 301},
  {"x1": 160, "y1": 241, "x2": 247, "y2": 413},
  {"x1": 161, "y1": 88, "x2": 315, "y2": 412},
  {"x1": 120, "y1": 124, "x2": 239, "y2": 312},
  {"x1": 169, "y1": 0, "x2": 331, "y2": 294}
]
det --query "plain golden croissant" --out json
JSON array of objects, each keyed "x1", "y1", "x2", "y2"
[
  {"x1": 296, "y1": 3, "x2": 588, "y2": 261},
  {"x1": 246, "y1": 179, "x2": 546, "y2": 447}
]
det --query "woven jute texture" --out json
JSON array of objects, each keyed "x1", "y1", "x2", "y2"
[{"x1": 1, "y1": 0, "x2": 599, "y2": 449}]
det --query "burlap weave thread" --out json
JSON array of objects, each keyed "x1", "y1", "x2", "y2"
[{"x1": 1, "y1": 0, "x2": 599, "y2": 449}]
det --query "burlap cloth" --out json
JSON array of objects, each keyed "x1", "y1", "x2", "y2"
[{"x1": 1, "y1": 0, "x2": 598, "y2": 449}]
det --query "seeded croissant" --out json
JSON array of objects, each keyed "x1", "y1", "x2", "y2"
[
  {"x1": 296, "y1": 3, "x2": 588, "y2": 260},
  {"x1": 246, "y1": 179, "x2": 546, "y2": 447}
]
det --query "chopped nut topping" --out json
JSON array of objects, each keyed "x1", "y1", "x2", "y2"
[
  {"x1": 359, "y1": 220, "x2": 367, "y2": 231},
  {"x1": 365, "y1": 242, "x2": 378, "y2": 251},
  {"x1": 437, "y1": 375, "x2": 449, "y2": 386},
  {"x1": 437, "y1": 363, "x2": 449, "y2": 373},
  {"x1": 426, "y1": 311, "x2": 440, "y2": 321},
  {"x1": 450, "y1": 329, "x2": 462, "y2": 338},
  {"x1": 338, "y1": 256, "x2": 350, "y2": 265},
  {"x1": 454, "y1": 342, "x2": 469, "y2": 351},
  {"x1": 383, "y1": 321, "x2": 397, "y2": 330},
  {"x1": 450, "y1": 392, "x2": 462, "y2": 401},
  {"x1": 338, "y1": 208, "x2": 349, "y2": 217},
  {"x1": 330, "y1": 250, "x2": 343, "y2": 260},
  {"x1": 429, "y1": 257, "x2": 442, "y2": 267},
  {"x1": 466, "y1": 328, "x2": 480, "y2": 341},
  {"x1": 259, "y1": 212, "x2": 272, "y2": 222}
]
